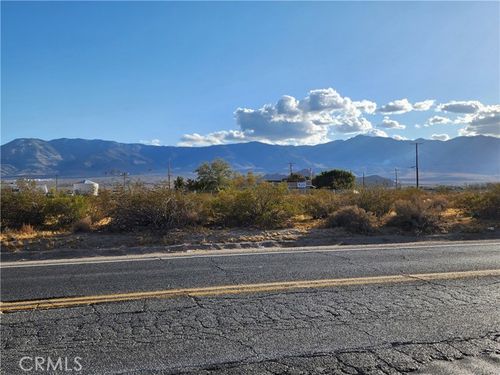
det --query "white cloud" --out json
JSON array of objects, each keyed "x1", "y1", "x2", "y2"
[
  {"x1": 276, "y1": 95, "x2": 300, "y2": 115},
  {"x1": 378, "y1": 98, "x2": 435, "y2": 114},
  {"x1": 298, "y1": 88, "x2": 349, "y2": 112},
  {"x1": 330, "y1": 113, "x2": 373, "y2": 134},
  {"x1": 437, "y1": 100, "x2": 484, "y2": 114},
  {"x1": 378, "y1": 98, "x2": 413, "y2": 114},
  {"x1": 459, "y1": 105, "x2": 500, "y2": 137},
  {"x1": 424, "y1": 115, "x2": 453, "y2": 127},
  {"x1": 378, "y1": 116, "x2": 406, "y2": 129},
  {"x1": 178, "y1": 88, "x2": 498, "y2": 146},
  {"x1": 353, "y1": 100, "x2": 377, "y2": 114},
  {"x1": 431, "y1": 134, "x2": 450, "y2": 141},
  {"x1": 180, "y1": 87, "x2": 376, "y2": 146},
  {"x1": 392, "y1": 135, "x2": 408, "y2": 141},
  {"x1": 179, "y1": 131, "x2": 246, "y2": 147},
  {"x1": 413, "y1": 100, "x2": 435, "y2": 111},
  {"x1": 366, "y1": 128, "x2": 388, "y2": 138},
  {"x1": 139, "y1": 139, "x2": 161, "y2": 146}
]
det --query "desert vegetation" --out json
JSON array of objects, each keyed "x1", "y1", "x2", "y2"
[{"x1": 1, "y1": 161, "x2": 499, "y2": 242}]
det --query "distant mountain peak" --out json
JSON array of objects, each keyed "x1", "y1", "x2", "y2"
[{"x1": 1, "y1": 136, "x2": 499, "y2": 184}]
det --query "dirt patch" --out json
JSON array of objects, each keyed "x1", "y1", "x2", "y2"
[{"x1": 2, "y1": 216, "x2": 499, "y2": 262}]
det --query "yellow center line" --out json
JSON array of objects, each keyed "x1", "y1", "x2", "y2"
[{"x1": 1, "y1": 269, "x2": 499, "y2": 313}]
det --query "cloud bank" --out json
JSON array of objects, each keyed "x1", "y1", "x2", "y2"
[
  {"x1": 178, "y1": 88, "x2": 498, "y2": 146},
  {"x1": 431, "y1": 134, "x2": 450, "y2": 141},
  {"x1": 181, "y1": 88, "x2": 377, "y2": 146},
  {"x1": 459, "y1": 105, "x2": 500, "y2": 137},
  {"x1": 378, "y1": 99, "x2": 434, "y2": 114},
  {"x1": 378, "y1": 116, "x2": 406, "y2": 130},
  {"x1": 139, "y1": 139, "x2": 161, "y2": 146}
]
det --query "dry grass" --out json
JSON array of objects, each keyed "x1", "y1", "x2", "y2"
[{"x1": 2, "y1": 183, "x2": 498, "y2": 252}]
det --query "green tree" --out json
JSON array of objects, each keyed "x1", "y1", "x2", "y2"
[
  {"x1": 287, "y1": 173, "x2": 307, "y2": 182},
  {"x1": 312, "y1": 169, "x2": 355, "y2": 190},
  {"x1": 194, "y1": 159, "x2": 233, "y2": 192},
  {"x1": 174, "y1": 176, "x2": 186, "y2": 191}
]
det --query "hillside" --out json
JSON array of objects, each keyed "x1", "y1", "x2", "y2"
[{"x1": 1, "y1": 136, "x2": 499, "y2": 183}]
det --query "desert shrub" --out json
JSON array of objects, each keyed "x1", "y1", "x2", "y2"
[
  {"x1": 349, "y1": 188, "x2": 394, "y2": 217},
  {"x1": 72, "y1": 217, "x2": 92, "y2": 233},
  {"x1": 302, "y1": 190, "x2": 341, "y2": 219},
  {"x1": 393, "y1": 187, "x2": 427, "y2": 201},
  {"x1": 434, "y1": 185, "x2": 454, "y2": 194},
  {"x1": 1, "y1": 181, "x2": 47, "y2": 229},
  {"x1": 428, "y1": 195, "x2": 449, "y2": 211},
  {"x1": 326, "y1": 205, "x2": 375, "y2": 233},
  {"x1": 211, "y1": 182, "x2": 296, "y2": 228},
  {"x1": 387, "y1": 198, "x2": 441, "y2": 233},
  {"x1": 454, "y1": 184, "x2": 500, "y2": 220},
  {"x1": 87, "y1": 188, "x2": 115, "y2": 223},
  {"x1": 43, "y1": 194, "x2": 90, "y2": 228},
  {"x1": 212, "y1": 189, "x2": 253, "y2": 226},
  {"x1": 108, "y1": 184, "x2": 201, "y2": 231}
]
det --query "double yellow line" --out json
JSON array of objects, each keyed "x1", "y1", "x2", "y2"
[{"x1": 2, "y1": 269, "x2": 499, "y2": 313}]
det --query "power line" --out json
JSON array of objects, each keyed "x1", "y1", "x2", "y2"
[
  {"x1": 413, "y1": 142, "x2": 423, "y2": 188},
  {"x1": 167, "y1": 160, "x2": 172, "y2": 189},
  {"x1": 121, "y1": 172, "x2": 128, "y2": 189}
]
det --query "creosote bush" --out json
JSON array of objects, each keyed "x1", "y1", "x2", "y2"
[
  {"x1": 302, "y1": 190, "x2": 341, "y2": 219},
  {"x1": 108, "y1": 183, "x2": 202, "y2": 231},
  {"x1": 211, "y1": 183, "x2": 296, "y2": 229},
  {"x1": 454, "y1": 183, "x2": 500, "y2": 220},
  {"x1": 387, "y1": 198, "x2": 441, "y2": 233},
  {"x1": 326, "y1": 206, "x2": 375, "y2": 233},
  {"x1": 349, "y1": 188, "x2": 394, "y2": 217},
  {"x1": 2, "y1": 178, "x2": 499, "y2": 234},
  {"x1": 43, "y1": 194, "x2": 90, "y2": 228},
  {"x1": 72, "y1": 217, "x2": 92, "y2": 233},
  {"x1": 1, "y1": 182, "x2": 47, "y2": 229}
]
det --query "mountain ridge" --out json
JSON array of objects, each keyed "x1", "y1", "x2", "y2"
[{"x1": 1, "y1": 136, "x2": 499, "y2": 183}]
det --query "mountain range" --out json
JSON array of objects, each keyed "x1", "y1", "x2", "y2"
[{"x1": 1, "y1": 136, "x2": 499, "y2": 184}]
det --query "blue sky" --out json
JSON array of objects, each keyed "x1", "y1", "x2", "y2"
[{"x1": 2, "y1": 1, "x2": 499, "y2": 146}]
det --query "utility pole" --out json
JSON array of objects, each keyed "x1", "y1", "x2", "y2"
[
  {"x1": 122, "y1": 172, "x2": 127, "y2": 189},
  {"x1": 288, "y1": 162, "x2": 295, "y2": 176},
  {"x1": 55, "y1": 174, "x2": 59, "y2": 193},
  {"x1": 414, "y1": 142, "x2": 423, "y2": 188},
  {"x1": 394, "y1": 168, "x2": 399, "y2": 189},
  {"x1": 362, "y1": 171, "x2": 365, "y2": 188},
  {"x1": 167, "y1": 160, "x2": 172, "y2": 189}
]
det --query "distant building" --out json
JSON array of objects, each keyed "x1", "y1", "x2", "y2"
[
  {"x1": 264, "y1": 175, "x2": 314, "y2": 191},
  {"x1": 37, "y1": 184, "x2": 49, "y2": 194},
  {"x1": 1, "y1": 181, "x2": 48, "y2": 194},
  {"x1": 1, "y1": 181, "x2": 20, "y2": 192},
  {"x1": 73, "y1": 180, "x2": 99, "y2": 196},
  {"x1": 286, "y1": 180, "x2": 314, "y2": 190}
]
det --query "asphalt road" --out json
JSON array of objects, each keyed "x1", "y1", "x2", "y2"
[
  {"x1": 2, "y1": 240, "x2": 500, "y2": 301},
  {"x1": 1, "y1": 240, "x2": 500, "y2": 374}
]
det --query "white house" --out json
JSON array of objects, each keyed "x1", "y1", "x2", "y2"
[{"x1": 73, "y1": 180, "x2": 99, "y2": 196}]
